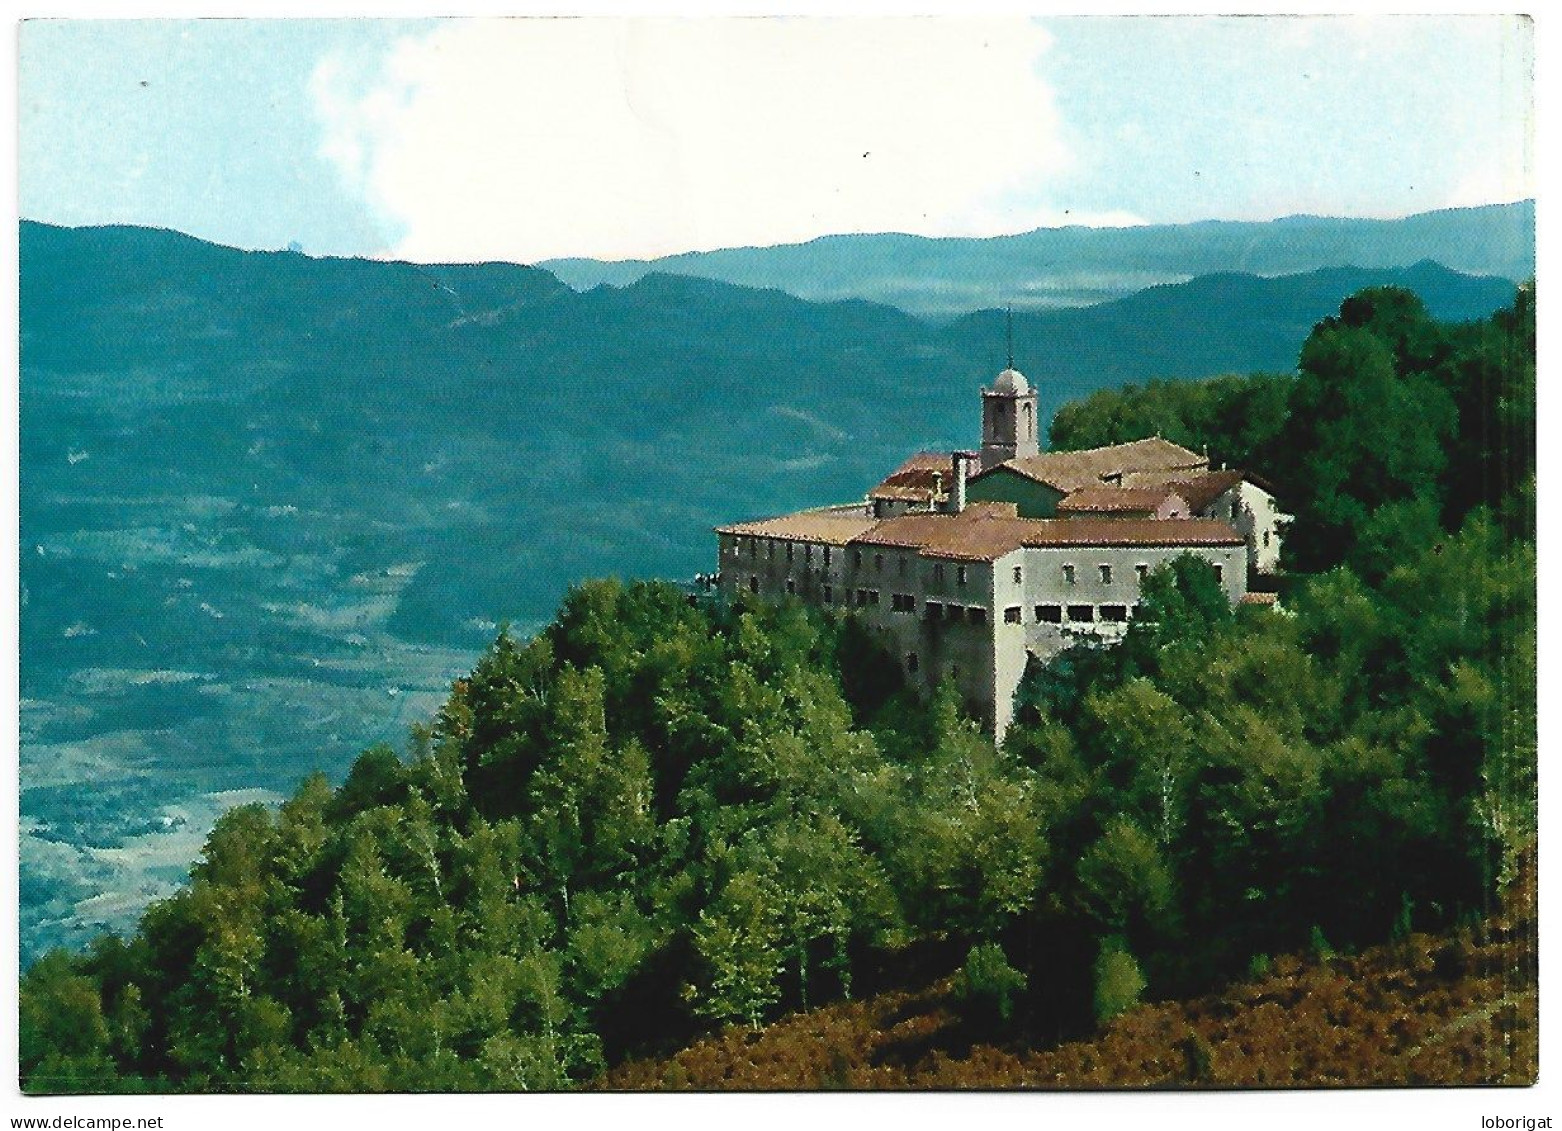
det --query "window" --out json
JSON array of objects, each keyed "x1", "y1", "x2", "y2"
[
  {"x1": 749, "y1": 576, "x2": 760, "y2": 594},
  {"x1": 822, "y1": 585, "x2": 833, "y2": 604},
  {"x1": 1213, "y1": 563, "x2": 1224, "y2": 584},
  {"x1": 749, "y1": 540, "x2": 757, "y2": 559},
  {"x1": 1013, "y1": 565, "x2": 1023, "y2": 584},
  {"x1": 804, "y1": 543, "x2": 813, "y2": 562},
  {"x1": 874, "y1": 553, "x2": 884, "y2": 573},
  {"x1": 1067, "y1": 604, "x2": 1095, "y2": 622},
  {"x1": 933, "y1": 563, "x2": 946, "y2": 583},
  {"x1": 1003, "y1": 606, "x2": 1022, "y2": 624},
  {"x1": 823, "y1": 546, "x2": 831, "y2": 565},
  {"x1": 867, "y1": 590, "x2": 881, "y2": 606},
  {"x1": 1099, "y1": 564, "x2": 1113, "y2": 584},
  {"x1": 767, "y1": 541, "x2": 775, "y2": 560},
  {"x1": 1100, "y1": 604, "x2": 1128, "y2": 622},
  {"x1": 926, "y1": 601, "x2": 943, "y2": 620},
  {"x1": 1263, "y1": 530, "x2": 1271, "y2": 548},
  {"x1": 855, "y1": 588, "x2": 868, "y2": 606},
  {"x1": 968, "y1": 607, "x2": 987, "y2": 625},
  {"x1": 1136, "y1": 563, "x2": 1149, "y2": 581},
  {"x1": 854, "y1": 551, "x2": 863, "y2": 569},
  {"x1": 1036, "y1": 604, "x2": 1063, "y2": 624},
  {"x1": 786, "y1": 579, "x2": 796, "y2": 595},
  {"x1": 1063, "y1": 564, "x2": 1076, "y2": 584},
  {"x1": 907, "y1": 652, "x2": 919, "y2": 673},
  {"x1": 892, "y1": 593, "x2": 916, "y2": 613},
  {"x1": 957, "y1": 565, "x2": 968, "y2": 586},
  {"x1": 1231, "y1": 499, "x2": 1240, "y2": 519},
  {"x1": 898, "y1": 556, "x2": 907, "y2": 577}
]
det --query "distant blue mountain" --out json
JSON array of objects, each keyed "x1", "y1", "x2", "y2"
[
  {"x1": 942, "y1": 260, "x2": 1522, "y2": 401},
  {"x1": 542, "y1": 201, "x2": 1534, "y2": 317},
  {"x1": 17, "y1": 218, "x2": 1520, "y2": 964}
]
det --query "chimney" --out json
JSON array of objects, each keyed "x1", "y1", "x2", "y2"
[
  {"x1": 951, "y1": 451, "x2": 974, "y2": 513},
  {"x1": 933, "y1": 471, "x2": 944, "y2": 512}
]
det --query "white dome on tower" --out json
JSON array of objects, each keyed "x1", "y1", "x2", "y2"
[{"x1": 992, "y1": 367, "x2": 1030, "y2": 395}]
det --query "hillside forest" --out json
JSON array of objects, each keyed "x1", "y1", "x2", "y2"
[{"x1": 20, "y1": 285, "x2": 1536, "y2": 1091}]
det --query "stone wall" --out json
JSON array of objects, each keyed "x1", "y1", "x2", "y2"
[{"x1": 717, "y1": 530, "x2": 1247, "y2": 743}]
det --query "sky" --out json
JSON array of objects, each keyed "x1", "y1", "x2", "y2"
[{"x1": 17, "y1": 13, "x2": 1536, "y2": 264}]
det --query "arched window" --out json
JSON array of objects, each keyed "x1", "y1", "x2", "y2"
[{"x1": 1023, "y1": 401, "x2": 1033, "y2": 438}]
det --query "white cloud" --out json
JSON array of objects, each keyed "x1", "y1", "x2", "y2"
[{"x1": 310, "y1": 17, "x2": 1087, "y2": 263}]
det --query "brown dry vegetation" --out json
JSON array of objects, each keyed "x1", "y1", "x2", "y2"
[{"x1": 604, "y1": 870, "x2": 1536, "y2": 1091}]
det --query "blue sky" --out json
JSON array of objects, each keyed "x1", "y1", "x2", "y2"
[
  {"x1": 20, "y1": 21, "x2": 426, "y2": 256},
  {"x1": 19, "y1": 15, "x2": 1534, "y2": 263}
]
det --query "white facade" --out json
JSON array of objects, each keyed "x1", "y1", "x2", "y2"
[
  {"x1": 1197, "y1": 481, "x2": 1288, "y2": 576},
  {"x1": 716, "y1": 523, "x2": 1246, "y2": 741}
]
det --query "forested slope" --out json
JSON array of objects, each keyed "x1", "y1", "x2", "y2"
[
  {"x1": 20, "y1": 285, "x2": 1535, "y2": 1092},
  {"x1": 605, "y1": 859, "x2": 1537, "y2": 1089}
]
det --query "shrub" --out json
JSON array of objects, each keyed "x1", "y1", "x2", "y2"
[
  {"x1": 1093, "y1": 940, "x2": 1147, "y2": 1025},
  {"x1": 956, "y1": 943, "x2": 1028, "y2": 1025}
]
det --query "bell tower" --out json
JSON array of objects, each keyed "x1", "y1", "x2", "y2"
[
  {"x1": 974, "y1": 313, "x2": 1037, "y2": 468},
  {"x1": 979, "y1": 313, "x2": 1039, "y2": 470},
  {"x1": 980, "y1": 368, "x2": 1039, "y2": 469}
]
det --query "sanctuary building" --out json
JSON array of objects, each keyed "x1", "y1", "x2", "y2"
[{"x1": 714, "y1": 364, "x2": 1286, "y2": 740}]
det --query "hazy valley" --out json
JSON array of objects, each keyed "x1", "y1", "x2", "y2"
[{"x1": 18, "y1": 211, "x2": 1526, "y2": 964}]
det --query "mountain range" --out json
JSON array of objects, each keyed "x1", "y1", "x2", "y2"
[
  {"x1": 542, "y1": 201, "x2": 1535, "y2": 317},
  {"x1": 17, "y1": 215, "x2": 1523, "y2": 964}
]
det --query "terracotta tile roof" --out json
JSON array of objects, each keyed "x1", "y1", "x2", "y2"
[
  {"x1": 715, "y1": 507, "x2": 878, "y2": 546},
  {"x1": 963, "y1": 501, "x2": 1021, "y2": 518},
  {"x1": 1121, "y1": 468, "x2": 1246, "y2": 511},
  {"x1": 977, "y1": 437, "x2": 1207, "y2": 493},
  {"x1": 1056, "y1": 486, "x2": 1189, "y2": 515},
  {"x1": 856, "y1": 510, "x2": 1037, "y2": 562},
  {"x1": 852, "y1": 506, "x2": 1243, "y2": 563},
  {"x1": 870, "y1": 482, "x2": 941, "y2": 502},
  {"x1": 1020, "y1": 517, "x2": 1243, "y2": 549},
  {"x1": 867, "y1": 451, "x2": 951, "y2": 502}
]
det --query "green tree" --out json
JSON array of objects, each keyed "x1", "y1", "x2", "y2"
[
  {"x1": 885, "y1": 683, "x2": 1046, "y2": 940},
  {"x1": 956, "y1": 942, "x2": 1028, "y2": 1026},
  {"x1": 688, "y1": 869, "x2": 784, "y2": 1028},
  {"x1": 524, "y1": 665, "x2": 655, "y2": 920},
  {"x1": 1081, "y1": 680, "x2": 1193, "y2": 846},
  {"x1": 20, "y1": 951, "x2": 116, "y2": 1093},
  {"x1": 1283, "y1": 292, "x2": 1457, "y2": 572},
  {"x1": 1092, "y1": 939, "x2": 1147, "y2": 1025},
  {"x1": 1076, "y1": 817, "x2": 1175, "y2": 936},
  {"x1": 1129, "y1": 554, "x2": 1233, "y2": 657}
]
